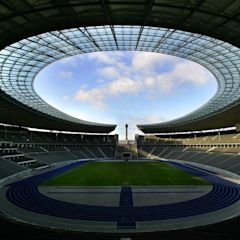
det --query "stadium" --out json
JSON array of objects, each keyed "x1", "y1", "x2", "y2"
[{"x1": 0, "y1": 1, "x2": 240, "y2": 240}]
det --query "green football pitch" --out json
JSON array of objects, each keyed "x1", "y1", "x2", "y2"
[{"x1": 42, "y1": 161, "x2": 209, "y2": 186}]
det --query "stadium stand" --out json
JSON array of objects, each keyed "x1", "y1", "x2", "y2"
[
  {"x1": 0, "y1": 126, "x2": 117, "y2": 177},
  {"x1": 0, "y1": 157, "x2": 26, "y2": 179},
  {"x1": 137, "y1": 131, "x2": 240, "y2": 175}
]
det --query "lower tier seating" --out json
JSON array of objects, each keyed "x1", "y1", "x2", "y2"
[
  {"x1": 0, "y1": 158, "x2": 26, "y2": 179},
  {"x1": 138, "y1": 145, "x2": 240, "y2": 175}
]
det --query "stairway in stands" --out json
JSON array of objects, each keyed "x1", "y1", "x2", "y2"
[{"x1": 116, "y1": 140, "x2": 138, "y2": 159}]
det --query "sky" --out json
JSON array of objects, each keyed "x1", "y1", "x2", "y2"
[{"x1": 34, "y1": 51, "x2": 217, "y2": 140}]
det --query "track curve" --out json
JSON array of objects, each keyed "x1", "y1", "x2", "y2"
[{"x1": 5, "y1": 161, "x2": 240, "y2": 222}]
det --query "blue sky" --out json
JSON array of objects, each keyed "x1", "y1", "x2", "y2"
[{"x1": 34, "y1": 51, "x2": 217, "y2": 140}]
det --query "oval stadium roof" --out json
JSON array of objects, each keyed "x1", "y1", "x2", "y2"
[{"x1": 0, "y1": 0, "x2": 240, "y2": 133}]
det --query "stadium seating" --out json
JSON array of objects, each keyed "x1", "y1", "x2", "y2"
[
  {"x1": 0, "y1": 157, "x2": 26, "y2": 179},
  {"x1": 0, "y1": 127, "x2": 117, "y2": 180},
  {"x1": 137, "y1": 131, "x2": 240, "y2": 175}
]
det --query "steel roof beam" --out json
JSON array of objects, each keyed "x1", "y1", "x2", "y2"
[
  {"x1": 135, "y1": 0, "x2": 154, "y2": 50},
  {"x1": 100, "y1": 0, "x2": 119, "y2": 50}
]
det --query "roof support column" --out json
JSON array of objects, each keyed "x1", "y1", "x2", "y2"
[{"x1": 235, "y1": 123, "x2": 240, "y2": 132}]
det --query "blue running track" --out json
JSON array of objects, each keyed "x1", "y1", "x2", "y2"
[
  {"x1": 5, "y1": 160, "x2": 240, "y2": 222},
  {"x1": 117, "y1": 187, "x2": 136, "y2": 229}
]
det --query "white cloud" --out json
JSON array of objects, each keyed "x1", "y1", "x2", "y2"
[
  {"x1": 87, "y1": 52, "x2": 115, "y2": 65},
  {"x1": 74, "y1": 88, "x2": 107, "y2": 110},
  {"x1": 172, "y1": 62, "x2": 211, "y2": 85},
  {"x1": 59, "y1": 56, "x2": 80, "y2": 67},
  {"x1": 59, "y1": 70, "x2": 74, "y2": 78},
  {"x1": 72, "y1": 51, "x2": 214, "y2": 109},
  {"x1": 96, "y1": 79, "x2": 105, "y2": 83},
  {"x1": 143, "y1": 75, "x2": 174, "y2": 93},
  {"x1": 126, "y1": 114, "x2": 166, "y2": 125},
  {"x1": 131, "y1": 52, "x2": 178, "y2": 72},
  {"x1": 97, "y1": 66, "x2": 119, "y2": 78},
  {"x1": 63, "y1": 95, "x2": 70, "y2": 101},
  {"x1": 145, "y1": 114, "x2": 166, "y2": 124},
  {"x1": 74, "y1": 77, "x2": 142, "y2": 110},
  {"x1": 108, "y1": 77, "x2": 141, "y2": 95}
]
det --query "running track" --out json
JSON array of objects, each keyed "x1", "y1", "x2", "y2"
[{"x1": 5, "y1": 161, "x2": 240, "y2": 222}]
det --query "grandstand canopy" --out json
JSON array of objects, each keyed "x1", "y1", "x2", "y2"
[{"x1": 0, "y1": 0, "x2": 240, "y2": 133}]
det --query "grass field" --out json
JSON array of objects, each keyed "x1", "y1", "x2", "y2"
[{"x1": 42, "y1": 161, "x2": 209, "y2": 186}]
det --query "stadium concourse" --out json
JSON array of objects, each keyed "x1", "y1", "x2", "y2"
[{"x1": 0, "y1": 0, "x2": 240, "y2": 240}]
